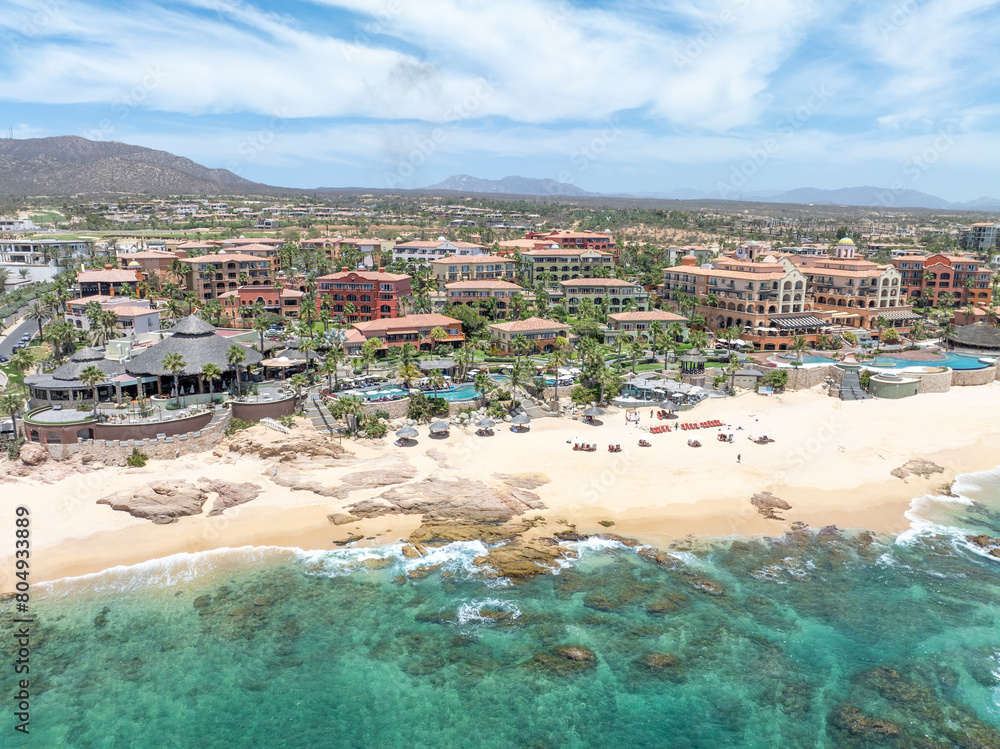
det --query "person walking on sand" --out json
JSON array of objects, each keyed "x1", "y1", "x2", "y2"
[{"x1": 737, "y1": 454, "x2": 741, "y2": 463}]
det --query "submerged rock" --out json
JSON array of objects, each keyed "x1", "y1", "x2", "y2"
[
  {"x1": 830, "y1": 706, "x2": 901, "y2": 740},
  {"x1": 645, "y1": 594, "x2": 687, "y2": 616},
  {"x1": 524, "y1": 646, "x2": 597, "y2": 675},
  {"x1": 638, "y1": 548, "x2": 683, "y2": 569}
]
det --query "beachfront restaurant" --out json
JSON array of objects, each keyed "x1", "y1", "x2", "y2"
[
  {"x1": 620, "y1": 374, "x2": 709, "y2": 406},
  {"x1": 24, "y1": 347, "x2": 161, "y2": 408}
]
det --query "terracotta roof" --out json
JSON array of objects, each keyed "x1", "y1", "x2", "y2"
[
  {"x1": 318, "y1": 270, "x2": 410, "y2": 282},
  {"x1": 445, "y1": 280, "x2": 524, "y2": 291},
  {"x1": 558, "y1": 278, "x2": 642, "y2": 288},
  {"x1": 78, "y1": 269, "x2": 139, "y2": 283},
  {"x1": 430, "y1": 253, "x2": 509, "y2": 264},
  {"x1": 664, "y1": 265, "x2": 787, "y2": 281},
  {"x1": 110, "y1": 305, "x2": 159, "y2": 317},
  {"x1": 117, "y1": 250, "x2": 178, "y2": 259},
  {"x1": 490, "y1": 316, "x2": 571, "y2": 333},
  {"x1": 220, "y1": 243, "x2": 276, "y2": 254},
  {"x1": 353, "y1": 314, "x2": 462, "y2": 334},
  {"x1": 608, "y1": 310, "x2": 686, "y2": 323},
  {"x1": 179, "y1": 253, "x2": 268, "y2": 264},
  {"x1": 395, "y1": 240, "x2": 486, "y2": 249},
  {"x1": 523, "y1": 248, "x2": 611, "y2": 257}
]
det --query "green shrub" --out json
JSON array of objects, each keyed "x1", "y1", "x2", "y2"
[
  {"x1": 126, "y1": 448, "x2": 148, "y2": 467},
  {"x1": 859, "y1": 370, "x2": 872, "y2": 389},
  {"x1": 407, "y1": 393, "x2": 448, "y2": 422},
  {"x1": 359, "y1": 415, "x2": 387, "y2": 438},
  {"x1": 570, "y1": 385, "x2": 599, "y2": 405},
  {"x1": 165, "y1": 403, "x2": 179, "y2": 411},
  {"x1": 226, "y1": 418, "x2": 252, "y2": 436},
  {"x1": 1, "y1": 436, "x2": 25, "y2": 461},
  {"x1": 277, "y1": 414, "x2": 296, "y2": 428},
  {"x1": 371, "y1": 409, "x2": 390, "y2": 421}
]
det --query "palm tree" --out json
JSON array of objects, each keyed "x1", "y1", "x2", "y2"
[
  {"x1": 0, "y1": 390, "x2": 25, "y2": 439},
  {"x1": 201, "y1": 363, "x2": 223, "y2": 404},
  {"x1": 78, "y1": 364, "x2": 106, "y2": 419},
  {"x1": 453, "y1": 343, "x2": 476, "y2": 379},
  {"x1": 343, "y1": 301, "x2": 357, "y2": 321},
  {"x1": 162, "y1": 353, "x2": 186, "y2": 408},
  {"x1": 547, "y1": 340, "x2": 571, "y2": 406},
  {"x1": 653, "y1": 329, "x2": 675, "y2": 373},
  {"x1": 183, "y1": 291, "x2": 199, "y2": 315},
  {"x1": 10, "y1": 349, "x2": 34, "y2": 389},
  {"x1": 429, "y1": 326, "x2": 448, "y2": 349},
  {"x1": 396, "y1": 362, "x2": 422, "y2": 388},
  {"x1": 428, "y1": 368, "x2": 446, "y2": 399},
  {"x1": 398, "y1": 342, "x2": 419, "y2": 367},
  {"x1": 991, "y1": 272, "x2": 1000, "y2": 303},
  {"x1": 790, "y1": 334, "x2": 808, "y2": 364},
  {"x1": 91, "y1": 309, "x2": 121, "y2": 346},
  {"x1": 909, "y1": 319, "x2": 928, "y2": 341},
  {"x1": 507, "y1": 360, "x2": 532, "y2": 411},
  {"x1": 874, "y1": 315, "x2": 890, "y2": 350},
  {"x1": 289, "y1": 373, "x2": 309, "y2": 413},
  {"x1": 627, "y1": 335, "x2": 645, "y2": 374},
  {"x1": 668, "y1": 321, "x2": 685, "y2": 342},
  {"x1": 474, "y1": 368, "x2": 493, "y2": 405},
  {"x1": 688, "y1": 329, "x2": 708, "y2": 354},
  {"x1": 320, "y1": 349, "x2": 346, "y2": 390},
  {"x1": 0, "y1": 268, "x2": 9, "y2": 294},
  {"x1": 726, "y1": 355, "x2": 741, "y2": 392},
  {"x1": 359, "y1": 339, "x2": 379, "y2": 374},
  {"x1": 511, "y1": 334, "x2": 531, "y2": 363},
  {"x1": 165, "y1": 298, "x2": 185, "y2": 321},
  {"x1": 25, "y1": 301, "x2": 47, "y2": 338},
  {"x1": 227, "y1": 344, "x2": 248, "y2": 398}
]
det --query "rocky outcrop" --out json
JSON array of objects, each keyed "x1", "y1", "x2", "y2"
[
  {"x1": 830, "y1": 706, "x2": 901, "y2": 739},
  {"x1": 524, "y1": 646, "x2": 597, "y2": 675},
  {"x1": 199, "y1": 478, "x2": 263, "y2": 516},
  {"x1": 19, "y1": 443, "x2": 49, "y2": 466},
  {"x1": 347, "y1": 475, "x2": 547, "y2": 523},
  {"x1": 330, "y1": 455, "x2": 418, "y2": 499},
  {"x1": 473, "y1": 537, "x2": 572, "y2": 579},
  {"x1": 891, "y1": 459, "x2": 944, "y2": 480},
  {"x1": 224, "y1": 422, "x2": 350, "y2": 462},
  {"x1": 97, "y1": 481, "x2": 207, "y2": 524},
  {"x1": 966, "y1": 534, "x2": 1000, "y2": 559},
  {"x1": 751, "y1": 491, "x2": 791, "y2": 520}
]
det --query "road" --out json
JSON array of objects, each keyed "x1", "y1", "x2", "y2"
[{"x1": 0, "y1": 318, "x2": 38, "y2": 359}]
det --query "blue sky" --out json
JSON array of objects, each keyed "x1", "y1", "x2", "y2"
[{"x1": 1, "y1": 0, "x2": 999, "y2": 201}]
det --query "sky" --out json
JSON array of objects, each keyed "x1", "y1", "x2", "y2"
[{"x1": 1, "y1": 0, "x2": 999, "y2": 201}]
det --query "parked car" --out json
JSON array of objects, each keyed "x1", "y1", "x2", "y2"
[
  {"x1": 0, "y1": 355, "x2": 8, "y2": 363},
  {"x1": 20, "y1": 333, "x2": 31, "y2": 342}
]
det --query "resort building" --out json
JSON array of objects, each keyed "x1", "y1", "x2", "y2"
[
  {"x1": 526, "y1": 230, "x2": 614, "y2": 255},
  {"x1": 552, "y1": 278, "x2": 650, "y2": 315},
  {"x1": 0, "y1": 238, "x2": 91, "y2": 264},
  {"x1": 78, "y1": 268, "x2": 141, "y2": 297},
  {"x1": 0, "y1": 218, "x2": 37, "y2": 232},
  {"x1": 316, "y1": 270, "x2": 411, "y2": 321},
  {"x1": 605, "y1": 309, "x2": 687, "y2": 343},
  {"x1": 958, "y1": 223, "x2": 1000, "y2": 254},
  {"x1": 489, "y1": 316, "x2": 572, "y2": 354},
  {"x1": 220, "y1": 287, "x2": 303, "y2": 323},
  {"x1": 430, "y1": 254, "x2": 517, "y2": 283},
  {"x1": 444, "y1": 280, "x2": 526, "y2": 318},
  {"x1": 178, "y1": 252, "x2": 273, "y2": 301},
  {"x1": 660, "y1": 254, "x2": 815, "y2": 350},
  {"x1": 314, "y1": 237, "x2": 389, "y2": 268},
  {"x1": 117, "y1": 249, "x2": 181, "y2": 278},
  {"x1": 520, "y1": 247, "x2": 615, "y2": 284},
  {"x1": 392, "y1": 238, "x2": 488, "y2": 266},
  {"x1": 891, "y1": 252, "x2": 992, "y2": 306},
  {"x1": 352, "y1": 313, "x2": 464, "y2": 352},
  {"x1": 66, "y1": 296, "x2": 160, "y2": 335}
]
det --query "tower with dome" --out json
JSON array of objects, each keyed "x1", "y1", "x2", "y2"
[{"x1": 835, "y1": 237, "x2": 857, "y2": 259}]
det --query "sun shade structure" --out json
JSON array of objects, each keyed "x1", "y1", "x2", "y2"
[
  {"x1": 583, "y1": 405, "x2": 605, "y2": 416},
  {"x1": 395, "y1": 426, "x2": 418, "y2": 439},
  {"x1": 126, "y1": 315, "x2": 263, "y2": 376},
  {"x1": 476, "y1": 417, "x2": 496, "y2": 428},
  {"x1": 511, "y1": 412, "x2": 531, "y2": 425},
  {"x1": 429, "y1": 421, "x2": 450, "y2": 433}
]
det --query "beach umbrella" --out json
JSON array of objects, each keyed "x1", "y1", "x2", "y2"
[
  {"x1": 583, "y1": 405, "x2": 605, "y2": 416},
  {"x1": 511, "y1": 412, "x2": 531, "y2": 425},
  {"x1": 429, "y1": 421, "x2": 450, "y2": 434},
  {"x1": 476, "y1": 417, "x2": 496, "y2": 428},
  {"x1": 395, "y1": 426, "x2": 418, "y2": 439}
]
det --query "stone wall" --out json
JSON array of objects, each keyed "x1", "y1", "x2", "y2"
[
  {"x1": 231, "y1": 395, "x2": 297, "y2": 422},
  {"x1": 903, "y1": 368, "x2": 952, "y2": 394},
  {"x1": 45, "y1": 411, "x2": 232, "y2": 463},
  {"x1": 361, "y1": 397, "x2": 410, "y2": 420},
  {"x1": 952, "y1": 367, "x2": 997, "y2": 387},
  {"x1": 785, "y1": 364, "x2": 837, "y2": 390}
]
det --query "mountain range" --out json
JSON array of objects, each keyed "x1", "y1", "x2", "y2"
[
  {"x1": 428, "y1": 175, "x2": 1000, "y2": 211},
  {"x1": 0, "y1": 136, "x2": 291, "y2": 197}
]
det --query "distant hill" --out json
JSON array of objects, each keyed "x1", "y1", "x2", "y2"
[
  {"x1": 0, "y1": 136, "x2": 292, "y2": 197},
  {"x1": 425, "y1": 174, "x2": 596, "y2": 197}
]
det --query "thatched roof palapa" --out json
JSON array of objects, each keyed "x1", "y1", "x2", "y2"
[
  {"x1": 52, "y1": 347, "x2": 126, "y2": 381},
  {"x1": 125, "y1": 315, "x2": 263, "y2": 377},
  {"x1": 947, "y1": 323, "x2": 1000, "y2": 351}
]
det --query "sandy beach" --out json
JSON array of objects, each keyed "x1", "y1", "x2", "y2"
[{"x1": 4, "y1": 382, "x2": 1000, "y2": 585}]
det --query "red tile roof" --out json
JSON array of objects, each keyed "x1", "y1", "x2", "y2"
[
  {"x1": 353, "y1": 314, "x2": 461, "y2": 334},
  {"x1": 445, "y1": 280, "x2": 524, "y2": 291},
  {"x1": 490, "y1": 316, "x2": 571, "y2": 333},
  {"x1": 78, "y1": 269, "x2": 139, "y2": 283}
]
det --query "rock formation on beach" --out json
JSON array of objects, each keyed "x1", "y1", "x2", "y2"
[
  {"x1": 751, "y1": 491, "x2": 792, "y2": 520},
  {"x1": 199, "y1": 478, "x2": 264, "y2": 516},
  {"x1": 891, "y1": 459, "x2": 944, "y2": 481},
  {"x1": 97, "y1": 481, "x2": 208, "y2": 524}
]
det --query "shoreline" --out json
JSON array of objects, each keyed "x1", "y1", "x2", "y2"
[{"x1": 4, "y1": 383, "x2": 1000, "y2": 586}]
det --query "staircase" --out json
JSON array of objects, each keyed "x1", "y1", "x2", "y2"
[
  {"x1": 304, "y1": 395, "x2": 343, "y2": 436},
  {"x1": 839, "y1": 371, "x2": 873, "y2": 401},
  {"x1": 522, "y1": 403, "x2": 554, "y2": 419}
]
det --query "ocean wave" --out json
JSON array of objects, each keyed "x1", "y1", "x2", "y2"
[
  {"x1": 295, "y1": 541, "x2": 492, "y2": 580},
  {"x1": 456, "y1": 598, "x2": 522, "y2": 626},
  {"x1": 37, "y1": 545, "x2": 297, "y2": 598}
]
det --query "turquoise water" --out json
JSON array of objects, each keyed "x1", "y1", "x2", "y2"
[
  {"x1": 8, "y1": 474, "x2": 1000, "y2": 747},
  {"x1": 873, "y1": 352, "x2": 991, "y2": 370},
  {"x1": 779, "y1": 352, "x2": 991, "y2": 370}
]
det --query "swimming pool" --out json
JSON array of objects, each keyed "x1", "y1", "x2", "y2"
[
  {"x1": 361, "y1": 375, "x2": 511, "y2": 402},
  {"x1": 872, "y1": 352, "x2": 990, "y2": 370}
]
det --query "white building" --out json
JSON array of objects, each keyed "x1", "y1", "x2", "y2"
[
  {"x1": 65, "y1": 296, "x2": 161, "y2": 335},
  {"x1": 0, "y1": 219, "x2": 37, "y2": 232},
  {"x1": 392, "y1": 237, "x2": 488, "y2": 265},
  {"x1": 0, "y1": 238, "x2": 92, "y2": 265}
]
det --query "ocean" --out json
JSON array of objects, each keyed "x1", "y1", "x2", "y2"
[{"x1": 6, "y1": 470, "x2": 1000, "y2": 748}]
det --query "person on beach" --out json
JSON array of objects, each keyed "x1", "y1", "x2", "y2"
[{"x1": 737, "y1": 454, "x2": 741, "y2": 463}]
